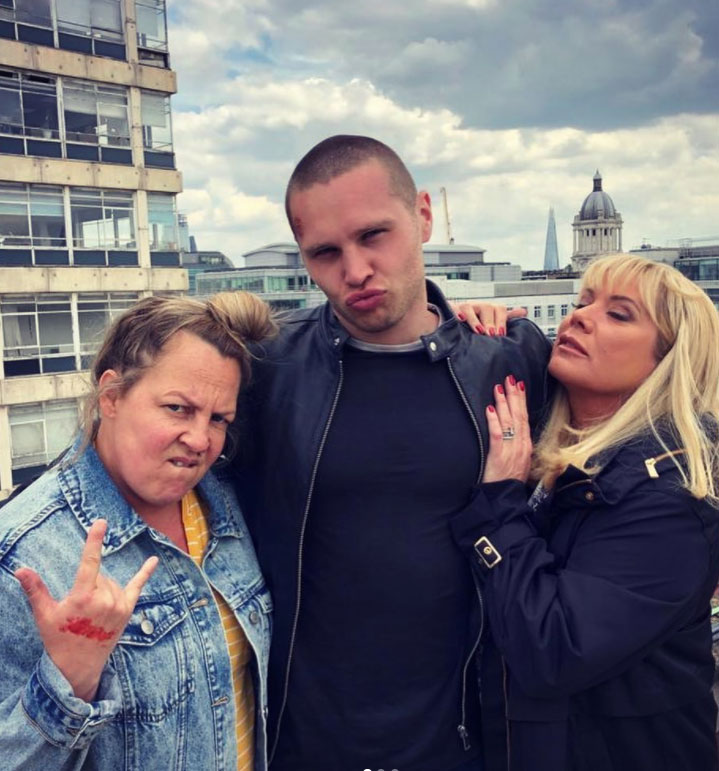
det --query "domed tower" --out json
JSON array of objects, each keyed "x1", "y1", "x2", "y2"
[{"x1": 571, "y1": 170, "x2": 623, "y2": 271}]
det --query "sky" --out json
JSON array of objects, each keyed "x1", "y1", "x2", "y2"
[{"x1": 166, "y1": 0, "x2": 719, "y2": 270}]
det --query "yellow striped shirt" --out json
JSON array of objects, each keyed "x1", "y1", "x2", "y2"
[{"x1": 182, "y1": 489, "x2": 255, "y2": 771}]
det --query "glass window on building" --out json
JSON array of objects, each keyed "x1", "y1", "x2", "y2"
[
  {"x1": 70, "y1": 188, "x2": 135, "y2": 249},
  {"x1": 56, "y1": 0, "x2": 123, "y2": 40},
  {"x1": 0, "y1": 69, "x2": 59, "y2": 141},
  {"x1": 533, "y1": 306, "x2": 541, "y2": 319},
  {"x1": 0, "y1": 183, "x2": 64, "y2": 248},
  {"x1": 2, "y1": 294, "x2": 75, "y2": 376},
  {"x1": 141, "y1": 91, "x2": 172, "y2": 151},
  {"x1": 9, "y1": 399, "x2": 78, "y2": 486},
  {"x1": 29, "y1": 185, "x2": 65, "y2": 246},
  {"x1": 547, "y1": 305, "x2": 556, "y2": 319},
  {"x1": 77, "y1": 291, "x2": 138, "y2": 367},
  {"x1": 148, "y1": 193, "x2": 178, "y2": 251},
  {"x1": 11, "y1": 0, "x2": 52, "y2": 29},
  {"x1": 560, "y1": 304, "x2": 569, "y2": 317},
  {"x1": 136, "y1": 0, "x2": 168, "y2": 51},
  {"x1": 63, "y1": 80, "x2": 130, "y2": 146},
  {"x1": 0, "y1": 182, "x2": 31, "y2": 246}
]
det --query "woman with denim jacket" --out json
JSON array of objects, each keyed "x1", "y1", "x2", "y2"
[
  {"x1": 0, "y1": 292, "x2": 276, "y2": 771},
  {"x1": 452, "y1": 254, "x2": 719, "y2": 770}
]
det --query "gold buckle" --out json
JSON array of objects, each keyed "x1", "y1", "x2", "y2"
[{"x1": 474, "y1": 536, "x2": 502, "y2": 568}]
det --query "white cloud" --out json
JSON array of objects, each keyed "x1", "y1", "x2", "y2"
[{"x1": 165, "y1": 1, "x2": 719, "y2": 269}]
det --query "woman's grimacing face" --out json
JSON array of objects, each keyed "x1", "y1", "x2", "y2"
[
  {"x1": 548, "y1": 278, "x2": 660, "y2": 422},
  {"x1": 94, "y1": 331, "x2": 241, "y2": 519}
]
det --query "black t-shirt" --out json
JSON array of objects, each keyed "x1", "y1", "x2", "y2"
[{"x1": 272, "y1": 342, "x2": 483, "y2": 771}]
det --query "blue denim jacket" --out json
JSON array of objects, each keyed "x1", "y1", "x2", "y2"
[{"x1": 0, "y1": 437, "x2": 271, "y2": 771}]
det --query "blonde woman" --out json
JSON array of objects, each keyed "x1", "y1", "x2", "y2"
[
  {"x1": 0, "y1": 293, "x2": 276, "y2": 770},
  {"x1": 452, "y1": 254, "x2": 719, "y2": 770}
]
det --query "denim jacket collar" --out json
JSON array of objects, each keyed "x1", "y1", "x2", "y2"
[{"x1": 57, "y1": 435, "x2": 245, "y2": 556}]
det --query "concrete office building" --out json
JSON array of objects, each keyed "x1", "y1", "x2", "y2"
[{"x1": 0, "y1": 0, "x2": 185, "y2": 499}]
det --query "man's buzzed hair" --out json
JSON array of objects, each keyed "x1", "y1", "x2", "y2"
[{"x1": 285, "y1": 135, "x2": 418, "y2": 232}]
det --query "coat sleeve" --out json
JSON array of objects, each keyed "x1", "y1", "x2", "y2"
[
  {"x1": 0, "y1": 565, "x2": 122, "y2": 770},
  {"x1": 450, "y1": 479, "x2": 714, "y2": 699}
]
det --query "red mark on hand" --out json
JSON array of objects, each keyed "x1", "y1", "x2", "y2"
[
  {"x1": 60, "y1": 616, "x2": 115, "y2": 642},
  {"x1": 292, "y1": 217, "x2": 304, "y2": 239}
]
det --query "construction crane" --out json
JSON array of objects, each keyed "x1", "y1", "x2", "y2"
[{"x1": 439, "y1": 187, "x2": 454, "y2": 244}]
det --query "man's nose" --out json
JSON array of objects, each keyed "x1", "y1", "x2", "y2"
[{"x1": 342, "y1": 246, "x2": 373, "y2": 286}]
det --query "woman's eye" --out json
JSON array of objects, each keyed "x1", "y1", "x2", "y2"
[
  {"x1": 210, "y1": 413, "x2": 229, "y2": 425},
  {"x1": 166, "y1": 404, "x2": 188, "y2": 414}
]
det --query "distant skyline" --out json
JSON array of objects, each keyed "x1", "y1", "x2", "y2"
[{"x1": 167, "y1": 0, "x2": 719, "y2": 269}]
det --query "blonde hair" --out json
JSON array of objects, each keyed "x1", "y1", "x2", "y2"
[
  {"x1": 533, "y1": 253, "x2": 719, "y2": 501},
  {"x1": 81, "y1": 291, "x2": 277, "y2": 444}
]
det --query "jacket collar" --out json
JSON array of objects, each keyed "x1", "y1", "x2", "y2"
[
  {"x1": 318, "y1": 278, "x2": 464, "y2": 361},
  {"x1": 57, "y1": 435, "x2": 244, "y2": 555},
  {"x1": 553, "y1": 430, "x2": 686, "y2": 506}
]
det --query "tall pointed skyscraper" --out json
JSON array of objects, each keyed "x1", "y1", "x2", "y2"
[{"x1": 544, "y1": 206, "x2": 560, "y2": 271}]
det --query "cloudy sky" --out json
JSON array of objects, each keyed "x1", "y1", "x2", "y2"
[{"x1": 166, "y1": 0, "x2": 719, "y2": 269}]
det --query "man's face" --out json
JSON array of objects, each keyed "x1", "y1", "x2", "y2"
[{"x1": 289, "y1": 160, "x2": 434, "y2": 345}]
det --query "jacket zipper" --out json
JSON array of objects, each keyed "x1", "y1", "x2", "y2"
[
  {"x1": 458, "y1": 576, "x2": 485, "y2": 750},
  {"x1": 268, "y1": 359, "x2": 345, "y2": 764},
  {"x1": 447, "y1": 357, "x2": 486, "y2": 750},
  {"x1": 502, "y1": 656, "x2": 511, "y2": 767}
]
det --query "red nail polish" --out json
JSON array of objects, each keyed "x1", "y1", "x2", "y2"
[
  {"x1": 489, "y1": 328, "x2": 496, "y2": 336},
  {"x1": 518, "y1": 381, "x2": 525, "y2": 392},
  {"x1": 475, "y1": 324, "x2": 485, "y2": 334},
  {"x1": 497, "y1": 384, "x2": 504, "y2": 395},
  {"x1": 508, "y1": 374, "x2": 516, "y2": 386},
  {"x1": 488, "y1": 405, "x2": 495, "y2": 413},
  {"x1": 457, "y1": 312, "x2": 466, "y2": 321},
  {"x1": 499, "y1": 327, "x2": 505, "y2": 336}
]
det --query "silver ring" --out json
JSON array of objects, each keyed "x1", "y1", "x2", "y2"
[{"x1": 501, "y1": 427, "x2": 515, "y2": 440}]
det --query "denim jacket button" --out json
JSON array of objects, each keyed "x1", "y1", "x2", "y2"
[
  {"x1": 140, "y1": 618, "x2": 155, "y2": 635},
  {"x1": 249, "y1": 610, "x2": 260, "y2": 625}
]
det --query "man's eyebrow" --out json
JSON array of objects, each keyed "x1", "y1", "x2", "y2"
[{"x1": 304, "y1": 219, "x2": 394, "y2": 257}]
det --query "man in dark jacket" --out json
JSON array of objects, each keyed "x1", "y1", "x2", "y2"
[{"x1": 233, "y1": 135, "x2": 552, "y2": 771}]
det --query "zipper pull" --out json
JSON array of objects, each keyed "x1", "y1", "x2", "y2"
[{"x1": 457, "y1": 724, "x2": 471, "y2": 750}]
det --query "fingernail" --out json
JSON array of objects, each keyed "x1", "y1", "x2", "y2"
[
  {"x1": 508, "y1": 374, "x2": 516, "y2": 386},
  {"x1": 496, "y1": 384, "x2": 504, "y2": 395},
  {"x1": 488, "y1": 405, "x2": 495, "y2": 413},
  {"x1": 499, "y1": 327, "x2": 505, "y2": 336},
  {"x1": 489, "y1": 327, "x2": 496, "y2": 336},
  {"x1": 457, "y1": 312, "x2": 466, "y2": 321},
  {"x1": 518, "y1": 381, "x2": 525, "y2": 392},
  {"x1": 475, "y1": 324, "x2": 485, "y2": 334}
]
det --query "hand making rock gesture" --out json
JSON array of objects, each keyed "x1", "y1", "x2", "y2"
[
  {"x1": 482, "y1": 374, "x2": 532, "y2": 484},
  {"x1": 15, "y1": 519, "x2": 158, "y2": 702}
]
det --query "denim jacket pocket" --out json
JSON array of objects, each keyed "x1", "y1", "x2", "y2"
[{"x1": 111, "y1": 588, "x2": 195, "y2": 724}]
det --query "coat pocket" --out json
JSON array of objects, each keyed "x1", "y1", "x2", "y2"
[{"x1": 111, "y1": 587, "x2": 195, "y2": 723}]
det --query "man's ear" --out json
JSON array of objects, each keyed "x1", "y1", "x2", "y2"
[
  {"x1": 416, "y1": 190, "x2": 433, "y2": 243},
  {"x1": 97, "y1": 370, "x2": 121, "y2": 418}
]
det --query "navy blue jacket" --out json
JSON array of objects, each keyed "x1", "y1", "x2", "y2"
[
  {"x1": 451, "y1": 432, "x2": 719, "y2": 770},
  {"x1": 233, "y1": 280, "x2": 552, "y2": 760}
]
